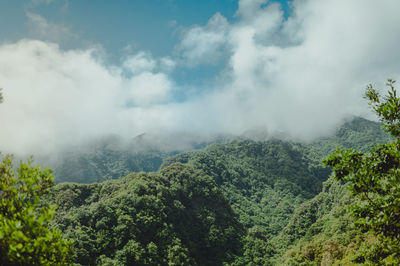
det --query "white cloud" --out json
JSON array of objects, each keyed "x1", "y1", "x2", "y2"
[
  {"x1": 26, "y1": 12, "x2": 76, "y2": 43},
  {"x1": 123, "y1": 51, "x2": 157, "y2": 74},
  {"x1": 177, "y1": 0, "x2": 400, "y2": 139},
  {"x1": 237, "y1": 0, "x2": 267, "y2": 19},
  {"x1": 123, "y1": 52, "x2": 176, "y2": 75},
  {"x1": 0, "y1": 40, "x2": 175, "y2": 156},
  {"x1": 2, "y1": 0, "x2": 400, "y2": 158},
  {"x1": 127, "y1": 72, "x2": 173, "y2": 106},
  {"x1": 177, "y1": 13, "x2": 229, "y2": 66}
]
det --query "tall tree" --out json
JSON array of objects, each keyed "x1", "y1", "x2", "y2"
[{"x1": 324, "y1": 79, "x2": 400, "y2": 264}]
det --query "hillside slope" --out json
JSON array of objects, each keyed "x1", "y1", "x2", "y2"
[
  {"x1": 46, "y1": 163, "x2": 243, "y2": 265},
  {"x1": 271, "y1": 178, "x2": 362, "y2": 265},
  {"x1": 48, "y1": 117, "x2": 392, "y2": 264}
]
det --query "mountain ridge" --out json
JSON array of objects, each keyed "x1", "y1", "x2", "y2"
[{"x1": 43, "y1": 116, "x2": 393, "y2": 264}]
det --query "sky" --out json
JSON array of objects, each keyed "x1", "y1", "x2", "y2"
[{"x1": 1, "y1": 0, "x2": 400, "y2": 156}]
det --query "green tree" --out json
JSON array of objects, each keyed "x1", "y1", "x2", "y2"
[
  {"x1": 0, "y1": 155, "x2": 73, "y2": 265},
  {"x1": 49, "y1": 163, "x2": 243, "y2": 265},
  {"x1": 324, "y1": 79, "x2": 400, "y2": 264},
  {"x1": 0, "y1": 88, "x2": 3, "y2": 103}
]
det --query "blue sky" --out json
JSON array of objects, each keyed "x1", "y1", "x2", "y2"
[
  {"x1": 0, "y1": 0, "x2": 291, "y2": 56},
  {"x1": 0, "y1": 0, "x2": 292, "y2": 90},
  {"x1": 1, "y1": 0, "x2": 400, "y2": 156}
]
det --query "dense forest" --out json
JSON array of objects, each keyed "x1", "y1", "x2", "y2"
[
  {"x1": 2, "y1": 89, "x2": 400, "y2": 265},
  {"x1": 45, "y1": 163, "x2": 243, "y2": 265},
  {"x1": 35, "y1": 117, "x2": 393, "y2": 265}
]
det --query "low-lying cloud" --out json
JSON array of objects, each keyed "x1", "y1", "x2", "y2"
[{"x1": 2, "y1": 0, "x2": 400, "y2": 157}]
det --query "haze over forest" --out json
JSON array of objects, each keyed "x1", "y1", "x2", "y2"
[{"x1": 1, "y1": 0, "x2": 400, "y2": 158}]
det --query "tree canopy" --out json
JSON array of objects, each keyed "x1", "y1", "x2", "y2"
[
  {"x1": 47, "y1": 163, "x2": 243, "y2": 265},
  {"x1": 324, "y1": 79, "x2": 400, "y2": 264},
  {"x1": 0, "y1": 156, "x2": 73, "y2": 265}
]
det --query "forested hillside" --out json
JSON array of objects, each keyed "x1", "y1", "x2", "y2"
[
  {"x1": 273, "y1": 178, "x2": 360, "y2": 265},
  {"x1": 46, "y1": 163, "x2": 243, "y2": 265},
  {"x1": 50, "y1": 135, "x2": 176, "y2": 184},
  {"x1": 41, "y1": 116, "x2": 394, "y2": 265},
  {"x1": 51, "y1": 134, "x2": 229, "y2": 184},
  {"x1": 52, "y1": 117, "x2": 391, "y2": 185},
  {"x1": 299, "y1": 116, "x2": 393, "y2": 166},
  {"x1": 159, "y1": 117, "x2": 392, "y2": 264}
]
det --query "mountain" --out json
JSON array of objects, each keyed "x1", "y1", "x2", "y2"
[
  {"x1": 51, "y1": 133, "x2": 231, "y2": 184},
  {"x1": 50, "y1": 135, "x2": 176, "y2": 184},
  {"x1": 52, "y1": 117, "x2": 391, "y2": 185},
  {"x1": 45, "y1": 117, "x2": 392, "y2": 264},
  {"x1": 300, "y1": 116, "x2": 393, "y2": 165}
]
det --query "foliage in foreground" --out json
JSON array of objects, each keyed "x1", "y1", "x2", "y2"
[
  {"x1": 325, "y1": 80, "x2": 400, "y2": 264},
  {"x1": 0, "y1": 155, "x2": 73, "y2": 265}
]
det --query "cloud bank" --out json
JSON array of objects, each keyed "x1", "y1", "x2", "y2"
[{"x1": 2, "y1": 0, "x2": 400, "y2": 156}]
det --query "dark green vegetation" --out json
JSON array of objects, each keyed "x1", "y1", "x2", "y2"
[
  {"x1": 39, "y1": 115, "x2": 393, "y2": 265},
  {"x1": 0, "y1": 156, "x2": 72, "y2": 265},
  {"x1": 325, "y1": 80, "x2": 400, "y2": 264},
  {"x1": 45, "y1": 163, "x2": 243, "y2": 265},
  {"x1": 161, "y1": 139, "x2": 326, "y2": 265},
  {"x1": 159, "y1": 117, "x2": 392, "y2": 265},
  {"x1": 274, "y1": 177, "x2": 362, "y2": 265}
]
